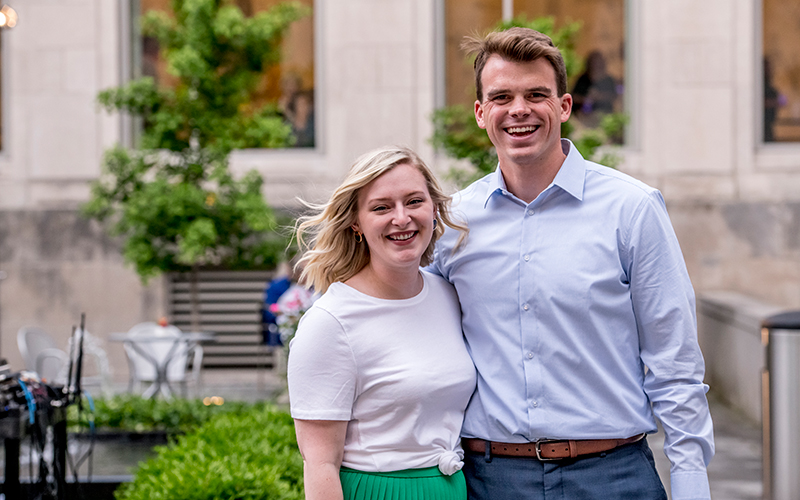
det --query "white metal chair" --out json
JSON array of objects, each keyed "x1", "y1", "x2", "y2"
[
  {"x1": 123, "y1": 322, "x2": 204, "y2": 398},
  {"x1": 18, "y1": 326, "x2": 60, "y2": 372},
  {"x1": 17, "y1": 326, "x2": 112, "y2": 395}
]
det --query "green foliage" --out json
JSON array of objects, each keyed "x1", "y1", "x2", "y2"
[
  {"x1": 68, "y1": 394, "x2": 261, "y2": 435},
  {"x1": 114, "y1": 404, "x2": 304, "y2": 500},
  {"x1": 430, "y1": 16, "x2": 628, "y2": 185},
  {"x1": 97, "y1": 0, "x2": 309, "y2": 154},
  {"x1": 430, "y1": 105, "x2": 497, "y2": 186},
  {"x1": 83, "y1": 146, "x2": 287, "y2": 280},
  {"x1": 86, "y1": 0, "x2": 308, "y2": 281}
]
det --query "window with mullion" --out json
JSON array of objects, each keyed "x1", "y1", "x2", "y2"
[
  {"x1": 136, "y1": 0, "x2": 315, "y2": 148},
  {"x1": 444, "y1": 0, "x2": 626, "y2": 135}
]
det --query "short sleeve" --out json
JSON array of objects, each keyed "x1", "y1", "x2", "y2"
[{"x1": 287, "y1": 306, "x2": 357, "y2": 421}]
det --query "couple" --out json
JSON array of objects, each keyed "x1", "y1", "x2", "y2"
[{"x1": 287, "y1": 27, "x2": 714, "y2": 500}]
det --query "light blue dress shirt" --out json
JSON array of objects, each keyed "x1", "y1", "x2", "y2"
[{"x1": 430, "y1": 140, "x2": 715, "y2": 499}]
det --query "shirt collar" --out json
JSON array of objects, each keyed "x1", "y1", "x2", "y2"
[
  {"x1": 551, "y1": 139, "x2": 586, "y2": 202},
  {"x1": 483, "y1": 139, "x2": 586, "y2": 207}
]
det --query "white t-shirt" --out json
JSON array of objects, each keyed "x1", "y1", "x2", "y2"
[{"x1": 288, "y1": 271, "x2": 476, "y2": 474}]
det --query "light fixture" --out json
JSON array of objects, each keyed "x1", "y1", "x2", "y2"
[{"x1": 0, "y1": 5, "x2": 17, "y2": 29}]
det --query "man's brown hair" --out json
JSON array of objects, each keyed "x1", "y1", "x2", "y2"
[{"x1": 462, "y1": 27, "x2": 568, "y2": 101}]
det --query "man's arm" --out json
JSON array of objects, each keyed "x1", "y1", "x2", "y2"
[{"x1": 627, "y1": 191, "x2": 715, "y2": 500}]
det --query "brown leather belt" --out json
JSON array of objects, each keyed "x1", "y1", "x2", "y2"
[{"x1": 462, "y1": 434, "x2": 645, "y2": 461}]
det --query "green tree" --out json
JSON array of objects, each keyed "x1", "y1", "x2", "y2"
[
  {"x1": 99, "y1": 0, "x2": 309, "y2": 153},
  {"x1": 430, "y1": 16, "x2": 627, "y2": 186},
  {"x1": 84, "y1": 0, "x2": 308, "y2": 328}
]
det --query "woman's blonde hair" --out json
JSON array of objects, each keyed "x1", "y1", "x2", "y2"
[{"x1": 295, "y1": 146, "x2": 467, "y2": 293}]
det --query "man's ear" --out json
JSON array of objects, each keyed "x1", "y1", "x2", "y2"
[
  {"x1": 474, "y1": 100, "x2": 487, "y2": 129},
  {"x1": 560, "y1": 93, "x2": 573, "y2": 123}
]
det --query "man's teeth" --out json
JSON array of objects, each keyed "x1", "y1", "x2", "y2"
[
  {"x1": 507, "y1": 126, "x2": 536, "y2": 133},
  {"x1": 389, "y1": 233, "x2": 414, "y2": 241}
]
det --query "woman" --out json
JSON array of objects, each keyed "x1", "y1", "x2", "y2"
[{"x1": 288, "y1": 146, "x2": 475, "y2": 500}]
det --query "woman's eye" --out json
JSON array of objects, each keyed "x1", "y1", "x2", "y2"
[
  {"x1": 408, "y1": 199, "x2": 423, "y2": 206},
  {"x1": 371, "y1": 205, "x2": 387, "y2": 212}
]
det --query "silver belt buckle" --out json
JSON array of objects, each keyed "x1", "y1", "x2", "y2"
[{"x1": 534, "y1": 439, "x2": 562, "y2": 461}]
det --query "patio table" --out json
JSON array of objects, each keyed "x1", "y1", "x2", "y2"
[{"x1": 109, "y1": 330, "x2": 214, "y2": 398}]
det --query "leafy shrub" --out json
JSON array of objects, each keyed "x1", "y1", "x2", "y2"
[
  {"x1": 85, "y1": 0, "x2": 309, "y2": 284},
  {"x1": 68, "y1": 394, "x2": 261, "y2": 435},
  {"x1": 114, "y1": 405, "x2": 303, "y2": 500}
]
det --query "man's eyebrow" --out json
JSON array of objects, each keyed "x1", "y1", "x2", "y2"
[
  {"x1": 486, "y1": 86, "x2": 553, "y2": 98},
  {"x1": 528, "y1": 86, "x2": 553, "y2": 94}
]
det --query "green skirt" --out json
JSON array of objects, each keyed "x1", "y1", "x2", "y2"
[{"x1": 340, "y1": 466, "x2": 466, "y2": 500}]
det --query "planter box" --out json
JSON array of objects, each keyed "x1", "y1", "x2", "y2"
[{"x1": 697, "y1": 291, "x2": 783, "y2": 423}]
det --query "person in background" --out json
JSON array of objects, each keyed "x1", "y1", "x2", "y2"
[
  {"x1": 288, "y1": 146, "x2": 475, "y2": 500},
  {"x1": 261, "y1": 261, "x2": 292, "y2": 346},
  {"x1": 429, "y1": 27, "x2": 714, "y2": 500},
  {"x1": 570, "y1": 50, "x2": 618, "y2": 125},
  {"x1": 278, "y1": 73, "x2": 315, "y2": 148},
  {"x1": 262, "y1": 258, "x2": 314, "y2": 346}
]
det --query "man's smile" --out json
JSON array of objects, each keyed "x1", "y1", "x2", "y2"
[{"x1": 505, "y1": 125, "x2": 540, "y2": 136}]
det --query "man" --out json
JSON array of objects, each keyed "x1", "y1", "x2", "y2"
[{"x1": 430, "y1": 27, "x2": 714, "y2": 499}]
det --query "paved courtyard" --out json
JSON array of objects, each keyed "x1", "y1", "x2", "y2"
[{"x1": 650, "y1": 391, "x2": 763, "y2": 500}]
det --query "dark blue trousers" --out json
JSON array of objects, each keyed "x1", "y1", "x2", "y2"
[{"x1": 463, "y1": 437, "x2": 668, "y2": 500}]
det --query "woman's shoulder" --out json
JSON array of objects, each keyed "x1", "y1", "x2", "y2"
[{"x1": 421, "y1": 270, "x2": 458, "y2": 302}]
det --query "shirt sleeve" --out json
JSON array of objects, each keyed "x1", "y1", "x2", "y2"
[
  {"x1": 625, "y1": 191, "x2": 715, "y2": 500},
  {"x1": 287, "y1": 306, "x2": 357, "y2": 421}
]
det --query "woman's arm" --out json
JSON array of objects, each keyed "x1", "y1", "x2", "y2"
[{"x1": 295, "y1": 419, "x2": 349, "y2": 500}]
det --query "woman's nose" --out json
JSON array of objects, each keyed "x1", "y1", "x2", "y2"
[{"x1": 393, "y1": 205, "x2": 411, "y2": 225}]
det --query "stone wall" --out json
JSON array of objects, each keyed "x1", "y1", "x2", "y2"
[
  {"x1": 0, "y1": 210, "x2": 164, "y2": 379},
  {"x1": 671, "y1": 201, "x2": 800, "y2": 309}
]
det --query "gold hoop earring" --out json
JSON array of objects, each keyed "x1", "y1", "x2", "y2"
[{"x1": 355, "y1": 231, "x2": 363, "y2": 243}]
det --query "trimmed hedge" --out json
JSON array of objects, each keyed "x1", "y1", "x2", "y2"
[
  {"x1": 115, "y1": 404, "x2": 303, "y2": 500},
  {"x1": 69, "y1": 394, "x2": 259, "y2": 434}
]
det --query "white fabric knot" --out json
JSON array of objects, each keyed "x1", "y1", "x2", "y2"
[{"x1": 437, "y1": 450, "x2": 464, "y2": 476}]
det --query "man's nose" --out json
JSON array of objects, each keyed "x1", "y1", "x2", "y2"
[{"x1": 509, "y1": 95, "x2": 530, "y2": 117}]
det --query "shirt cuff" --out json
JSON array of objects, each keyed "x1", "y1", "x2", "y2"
[{"x1": 670, "y1": 470, "x2": 711, "y2": 500}]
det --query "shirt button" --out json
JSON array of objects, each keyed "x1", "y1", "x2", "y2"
[
  {"x1": 523, "y1": 254, "x2": 530, "y2": 262},
  {"x1": 532, "y1": 401, "x2": 539, "y2": 408},
  {"x1": 527, "y1": 352, "x2": 533, "y2": 359},
  {"x1": 522, "y1": 304, "x2": 529, "y2": 311},
  {"x1": 527, "y1": 209, "x2": 534, "y2": 216}
]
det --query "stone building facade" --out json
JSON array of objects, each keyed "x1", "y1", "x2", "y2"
[{"x1": 0, "y1": 0, "x2": 798, "y2": 379}]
